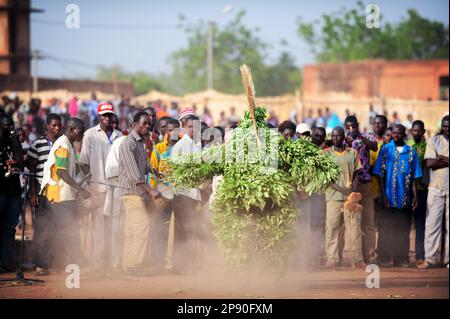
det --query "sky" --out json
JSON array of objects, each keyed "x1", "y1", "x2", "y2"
[{"x1": 31, "y1": 0, "x2": 449, "y2": 79}]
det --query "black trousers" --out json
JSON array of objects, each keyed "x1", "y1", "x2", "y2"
[
  {"x1": 0, "y1": 193, "x2": 21, "y2": 269},
  {"x1": 148, "y1": 205, "x2": 172, "y2": 268},
  {"x1": 171, "y1": 195, "x2": 200, "y2": 271},
  {"x1": 33, "y1": 196, "x2": 55, "y2": 269},
  {"x1": 414, "y1": 190, "x2": 428, "y2": 260},
  {"x1": 376, "y1": 205, "x2": 412, "y2": 263}
]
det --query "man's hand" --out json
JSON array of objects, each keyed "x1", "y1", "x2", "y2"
[
  {"x1": 30, "y1": 194, "x2": 39, "y2": 207},
  {"x1": 155, "y1": 170, "x2": 166, "y2": 179},
  {"x1": 438, "y1": 155, "x2": 449, "y2": 165},
  {"x1": 345, "y1": 135, "x2": 354, "y2": 145},
  {"x1": 382, "y1": 195, "x2": 389, "y2": 208},
  {"x1": 146, "y1": 187, "x2": 161, "y2": 199},
  {"x1": 79, "y1": 188, "x2": 91, "y2": 199},
  {"x1": 412, "y1": 196, "x2": 418, "y2": 211},
  {"x1": 6, "y1": 159, "x2": 16, "y2": 175},
  {"x1": 332, "y1": 184, "x2": 351, "y2": 196}
]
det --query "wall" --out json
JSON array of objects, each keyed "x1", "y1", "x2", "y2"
[{"x1": 304, "y1": 59, "x2": 449, "y2": 100}]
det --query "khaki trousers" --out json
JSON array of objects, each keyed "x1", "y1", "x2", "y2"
[
  {"x1": 425, "y1": 188, "x2": 449, "y2": 265},
  {"x1": 121, "y1": 195, "x2": 152, "y2": 269},
  {"x1": 326, "y1": 200, "x2": 363, "y2": 264}
]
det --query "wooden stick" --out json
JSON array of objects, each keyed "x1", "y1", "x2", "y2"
[{"x1": 240, "y1": 64, "x2": 261, "y2": 147}]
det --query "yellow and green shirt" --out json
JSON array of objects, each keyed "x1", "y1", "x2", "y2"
[
  {"x1": 407, "y1": 139, "x2": 427, "y2": 191},
  {"x1": 44, "y1": 146, "x2": 69, "y2": 203},
  {"x1": 148, "y1": 138, "x2": 173, "y2": 188},
  {"x1": 370, "y1": 138, "x2": 383, "y2": 198}
]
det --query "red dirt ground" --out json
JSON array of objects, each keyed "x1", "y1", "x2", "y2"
[
  {"x1": 2, "y1": 222, "x2": 448, "y2": 299},
  {"x1": 0, "y1": 265, "x2": 448, "y2": 299}
]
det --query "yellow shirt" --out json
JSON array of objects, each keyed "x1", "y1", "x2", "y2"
[
  {"x1": 148, "y1": 139, "x2": 171, "y2": 188},
  {"x1": 370, "y1": 140, "x2": 383, "y2": 199},
  {"x1": 44, "y1": 147, "x2": 69, "y2": 203}
]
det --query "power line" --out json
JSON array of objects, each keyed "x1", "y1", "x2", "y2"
[
  {"x1": 43, "y1": 53, "x2": 100, "y2": 70},
  {"x1": 31, "y1": 19, "x2": 181, "y2": 30},
  {"x1": 47, "y1": 59, "x2": 84, "y2": 78}
]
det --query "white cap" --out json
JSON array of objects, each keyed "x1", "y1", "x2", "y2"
[
  {"x1": 8, "y1": 92, "x2": 17, "y2": 100},
  {"x1": 296, "y1": 123, "x2": 311, "y2": 134}
]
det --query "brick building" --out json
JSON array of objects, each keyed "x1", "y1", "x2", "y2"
[
  {"x1": 303, "y1": 59, "x2": 449, "y2": 101},
  {"x1": 0, "y1": 0, "x2": 133, "y2": 95}
]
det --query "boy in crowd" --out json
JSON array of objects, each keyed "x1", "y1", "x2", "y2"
[
  {"x1": 325, "y1": 127, "x2": 365, "y2": 268},
  {"x1": 407, "y1": 120, "x2": 428, "y2": 266}
]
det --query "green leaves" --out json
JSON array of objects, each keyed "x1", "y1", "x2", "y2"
[
  {"x1": 240, "y1": 107, "x2": 268, "y2": 129},
  {"x1": 166, "y1": 106, "x2": 340, "y2": 270},
  {"x1": 297, "y1": 1, "x2": 449, "y2": 62},
  {"x1": 278, "y1": 137, "x2": 341, "y2": 194}
]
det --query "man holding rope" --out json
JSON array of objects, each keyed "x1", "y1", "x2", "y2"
[
  {"x1": 40, "y1": 118, "x2": 91, "y2": 269},
  {"x1": 119, "y1": 111, "x2": 159, "y2": 274},
  {"x1": 79, "y1": 102, "x2": 122, "y2": 269}
]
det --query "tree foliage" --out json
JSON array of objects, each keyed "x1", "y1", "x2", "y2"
[
  {"x1": 296, "y1": 1, "x2": 449, "y2": 62},
  {"x1": 168, "y1": 11, "x2": 301, "y2": 96},
  {"x1": 96, "y1": 65, "x2": 165, "y2": 96}
]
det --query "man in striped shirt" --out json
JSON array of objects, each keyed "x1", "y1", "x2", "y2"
[
  {"x1": 119, "y1": 111, "x2": 160, "y2": 273},
  {"x1": 28, "y1": 113, "x2": 62, "y2": 275}
]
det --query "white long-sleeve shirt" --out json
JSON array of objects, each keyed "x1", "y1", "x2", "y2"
[
  {"x1": 80, "y1": 125, "x2": 122, "y2": 192},
  {"x1": 170, "y1": 134, "x2": 202, "y2": 201},
  {"x1": 105, "y1": 135, "x2": 127, "y2": 180}
]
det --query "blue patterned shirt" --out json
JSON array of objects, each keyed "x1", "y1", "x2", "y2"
[{"x1": 373, "y1": 140, "x2": 422, "y2": 209}]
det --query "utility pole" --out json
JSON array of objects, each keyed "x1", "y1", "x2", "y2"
[
  {"x1": 112, "y1": 68, "x2": 118, "y2": 98},
  {"x1": 31, "y1": 50, "x2": 39, "y2": 93},
  {"x1": 207, "y1": 21, "x2": 214, "y2": 90}
]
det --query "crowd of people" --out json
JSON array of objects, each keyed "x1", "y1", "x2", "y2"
[
  {"x1": 0, "y1": 93, "x2": 448, "y2": 275},
  {"x1": 284, "y1": 114, "x2": 449, "y2": 270}
]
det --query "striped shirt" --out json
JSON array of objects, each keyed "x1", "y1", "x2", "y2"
[
  {"x1": 28, "y1": 136, "x2": 53, "y2": 184},
  {"x1": 118, "y1": 130, "x2": 150, "y2": 196}
]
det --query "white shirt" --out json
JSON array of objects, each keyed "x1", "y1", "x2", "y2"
[
  {"x1": 171, "y1": 134, "x2": 202, "y2": 201},
  {"x1": 79, "y1": 124, "x2": 122, "y2": 193},
  {"x1": 105, "y1": 135, "x2": 127, "y2": 179}
]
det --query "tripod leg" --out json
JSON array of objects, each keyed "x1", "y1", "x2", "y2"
[{"x1": 16, "y1": 180, "x2": 27, "y2": 278}]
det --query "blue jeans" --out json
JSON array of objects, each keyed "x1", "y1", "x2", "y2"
[
  {"x1": 414, "y1": 190, "x2": 428, "y2": 260},
  {"x1": 0, "y1": 194, "x2": 22, "y2": 268}
]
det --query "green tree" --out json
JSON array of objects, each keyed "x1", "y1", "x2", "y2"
[
  {"x1": 168, "y1": 10, "x2": 301, "y2": 96},
  {"x1": 296, "y1": 1, "x2": 449, "y2": 62},
  {"x1": 260, "y1": 52, "x2": 302, "y2": 96},
  {"x1": 96, "y1": 65, "x2": 165, "y2": 95}
]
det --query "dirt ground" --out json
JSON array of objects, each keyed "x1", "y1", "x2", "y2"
[
  {"x1": 2, "y1": 219, "x2": 448, "y2": 299},
  {"x1": 0, "y1": 264, "x2": 448, "y2": 299}
]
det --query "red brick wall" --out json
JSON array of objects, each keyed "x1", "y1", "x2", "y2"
[{"x1": 303, "y1": 59, "x2": 449, "y2": 100}]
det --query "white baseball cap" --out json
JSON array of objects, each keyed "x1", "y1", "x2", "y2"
[{"x1": 296, "y1": 123, "x2": 311, "y2": 134}]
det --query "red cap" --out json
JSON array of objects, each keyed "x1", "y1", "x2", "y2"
[
  {"x1": 98, "y1": 102, "x2": 115, "y2": 115},
  {"x1": 179, "y1": 107, "x2": 195, "y2": 121}
]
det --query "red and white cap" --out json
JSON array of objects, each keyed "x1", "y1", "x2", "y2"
[
  {"x1": 179, "y1": 107, "x2": 195, "y2": 121},
  {"x1": 97, "y1": 102, "x2": 115, "y2": 115}
]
